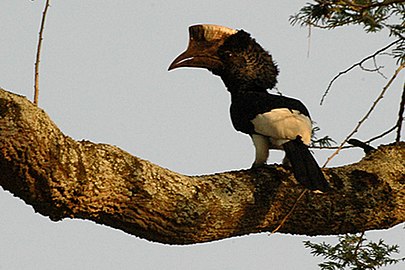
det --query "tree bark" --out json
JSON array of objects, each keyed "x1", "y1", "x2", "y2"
[{"x1": 0, "y1": 88, "x2": 404, "y2": 245}]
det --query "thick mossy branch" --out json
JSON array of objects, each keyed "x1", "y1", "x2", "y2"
[{"x1": 0, "y1": 88, "x2": 404, "y2": 245}]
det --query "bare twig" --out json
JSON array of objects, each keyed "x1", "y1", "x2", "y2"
[
  {"x1": 311, "y1": 145, "x2": 352, "y2": 150},
  {"x1": 270, "y1": 189, "x2": 308, "y2": 235},
  {"x1": 396, "y1": 81, "x2": 405, "y2": 142},
  {"x1": 307, "y1": 25, "x2": 312, "y2": 59},
  {"x1": 348, "y1": 139, "x2": 375, "y2": 153},
  {"x1": 320, "y1": 39, "x2": 401, "y2": 105},
  {"x1": 311, "y1": 124, "x2": 397, "y2": 150},
  {"x1": 359, "y1": 57, "x2": 387, "y2": 79},
  {"x1": 323, "y1": 63, "x2": 405, "y2": 167},
  {"x1": 342, "y1": 0, "x2": 405, "y2": 10},
  {"x1": 365, "y1": 125, "x2": 397, "y2": 143},
  {"x1": 353, "y1": 231, "x2": 366, "y2": 268},
  {"x1": 33, "y1": 0, "x2": 51, "y2": 106},
  {"x1": 298, "y1": 18, "x2": 359, "y2": 30}
]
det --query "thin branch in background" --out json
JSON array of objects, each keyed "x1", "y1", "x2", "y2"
[
  {"x1": 341, "y1": 0, "x2": 405, "y2": 12},
  {"x1": 33, "y1": 0, "x2": 51, "y2": 106},
  {"x1": 312, "y1": 123, "x2": 398, "y2": 150},
  {"x1": 348, "y1": 139, "x2": 376, "y2": 153},
  {"x1": 365, "y1": 125, "x2": 397, "y2": 143},
  {"x1": 353, "y1": 231, "x2": 366, "y2": 268},
  {"x1": 359, "y1": 62, "x2": 384, "y2": 75},
  {"x1": 270, "y1": 189, "x2": 307, "y2": 235},
  {"x1": 359, "y1": 57, "x2": 387, "y2": 79},
  {"x1": 307, "y1": 25, "x2": 312, "y2": 58},
  {"x1": 320, "y1": 39, "x2": 401, "y2": 105},
  {"x1": 311, "y1": 145, "x2": 353, "y2": 150},
  {"x1": 372, "y1": 57, "x2": 388, "y2": 79},
  {"x1": 396, "y1": 81, "x2": 405, "y2": 142},
  {"x1": 323, "y1": 63, "x2": 405, "y2": 168}
]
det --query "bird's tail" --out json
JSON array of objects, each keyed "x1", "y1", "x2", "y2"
[{"x1": 283, "y1": 136, "x2": 330, "y2": 192}]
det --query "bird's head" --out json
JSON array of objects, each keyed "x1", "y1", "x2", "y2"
[{"x1": 169, "y1": 24, "x2": 279, "y2": 92}]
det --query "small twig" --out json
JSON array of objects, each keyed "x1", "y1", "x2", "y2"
[
  {"x1": 311, "y1": 124, "x2": 398, "y2": 150},
  {"x1": 359, "y1": 62, "x2": 384, "y2": 75},
  {"x1": 365, "y1": 125, "x2": 397, "y2": 143},
  {"x1": 353, "y1": 231, "x2": 366, "y2": 268},
  {"x1": 323, "y1": 63, "x2": 405, "y2": 167},
  {"x1": 302, "y1": 19, "x2": 359, "y2": 30},
  {"x1": 372, "y1": 57, "x2": 388, "y2": 79},
  {"x1": 320, "y1": 39, "x2": 401, "y2": 105},
  {"x1": 307, "y1": 25, "x2": 312, "y2": 59},
  {"x1": 342, "y1": 0, "x2": 405, "y2": 10},
  {"x1": 270, "y1": 189, "x2": 307, "y2": 235},
  {"x1": 33, "y1": 0, "x2": 51, "y2": 106},
  {"x1": 359, "y1": 59, "x2": 387, "y2": 79},
  {"x1": 354, "y1": 231, "x2": 365, "y2": 253},
  {"x1": 348, "y1": 139, "x2": 375, "y2": 154},
  {"x1": 396, "y1": 81, "x2": 405, "y2": 142},
  {"x1": 311, "y1": 145, "x2": 353, "y2": 150}
]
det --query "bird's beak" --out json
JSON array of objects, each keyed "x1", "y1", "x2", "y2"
[
  {"x1": 168, "y1": 24, "x2": 237, "y2": 71},
  {"x1": 168, "y1": 44, "x2": 222, "y2": 71}
]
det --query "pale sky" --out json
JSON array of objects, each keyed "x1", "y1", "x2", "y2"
[{"x1": 1, "y1": 1, "x2": 403, "y2": 270}]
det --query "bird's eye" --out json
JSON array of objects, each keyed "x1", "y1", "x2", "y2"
[{"x1": 219, "y1": 50, "x2": 234, "y2": 60}]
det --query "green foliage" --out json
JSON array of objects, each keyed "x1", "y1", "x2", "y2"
[
  {"x1": 311, "y1": 126, "x2": 337, "y2": 147},
  {"x1": 294, "y1": 3, "x2": 405, "y2": 269},
  {"x1": 290, "y1": 0, "x2": 405, "y2": 64},
  {"x1": 304, "y1": 233, "x2": 405, "y2": 270}
]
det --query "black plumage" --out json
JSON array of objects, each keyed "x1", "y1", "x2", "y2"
[
  {"x1": 169, "y1": 24, "x2": 330, "y2": 192},
  {"x1": 283, "y1": 136, "x2": 331, "y2": 191},
  {"x1": 229, "y1": 91, "x2": 310, "y2": 134}
]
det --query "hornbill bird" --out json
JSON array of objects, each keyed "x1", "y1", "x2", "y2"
[{"x1": 168, "y1": 24, "x2": 330, "y2": 192}]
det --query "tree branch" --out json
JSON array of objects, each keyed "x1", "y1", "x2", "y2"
[
  {"x1": 33, "y1": 0, "x2": 51, "y2": 106},
  {"x1": 320, "y1": 39, "x2": 401, "y2": 105},
  {"x1": 323, "y1": 62, "x2": 405, "y2": 167},
  {"x1": 396, "y1": 81, "x2": 405, "y2": 142},
  {"x1": 0, "y1": 88, "x2": 404, "y2": 245}
]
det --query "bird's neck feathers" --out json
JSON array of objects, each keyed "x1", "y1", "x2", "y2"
[{"x1": 214, "y1": 30, "x2": 279, "y2": 94}]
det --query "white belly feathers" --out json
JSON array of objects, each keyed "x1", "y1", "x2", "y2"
[{"x1": 251, "y1": 108, "x2": 312, "y2": 146}]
